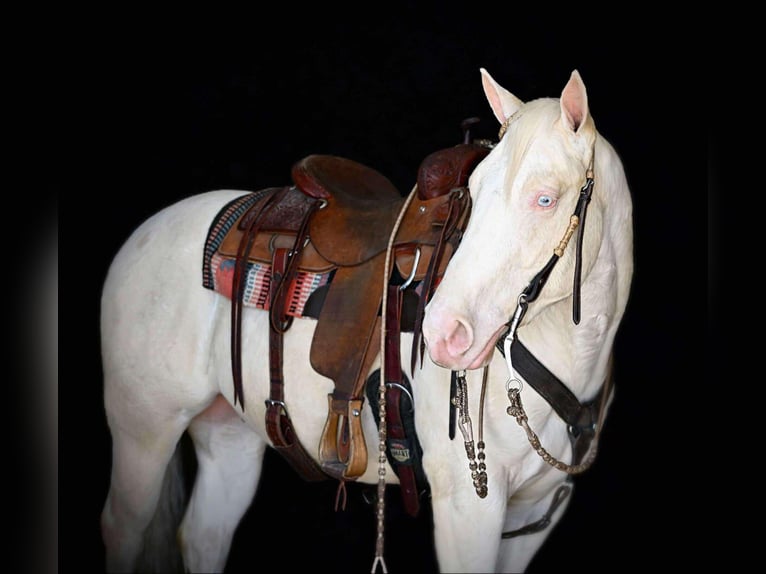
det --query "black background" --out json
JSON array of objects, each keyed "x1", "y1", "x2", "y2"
[{"x1": 45, "y1": 9, "x2": 705, "y2": 574}]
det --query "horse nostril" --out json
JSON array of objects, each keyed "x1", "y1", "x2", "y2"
[{"x1": 446, "y1": 318, "x2": 473, "y2": 356}]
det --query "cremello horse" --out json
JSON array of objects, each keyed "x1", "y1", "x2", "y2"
[{"x1": 100, "y1": 68, "x2": 633, "y2": 573}]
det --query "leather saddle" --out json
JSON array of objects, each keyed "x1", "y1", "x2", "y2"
[{"x1": 206, "y1": 141, "x2": 489, "y2": 489}]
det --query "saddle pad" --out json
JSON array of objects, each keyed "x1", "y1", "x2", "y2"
[{"x1": 202, "y1": 192, "x2": 332, "y2": 318}]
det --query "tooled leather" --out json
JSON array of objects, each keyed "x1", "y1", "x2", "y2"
[{"x1": 416, "y1": 143, "x2": 489, "y2": 200}]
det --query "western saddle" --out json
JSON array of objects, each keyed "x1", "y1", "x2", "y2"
[{"x1": 204, "y1": 130, "x2": 490, "y2": 515}]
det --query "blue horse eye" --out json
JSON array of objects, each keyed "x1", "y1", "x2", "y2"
[{"x1": 537, "y1": 195, "x2": 553, "y2": 207}]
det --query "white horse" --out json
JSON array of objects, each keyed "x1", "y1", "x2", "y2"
[{"x1": 100, "y1": 68, "x2": 633, "y2": 573}]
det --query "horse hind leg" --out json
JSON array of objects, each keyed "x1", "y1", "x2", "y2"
[
  {"x1": 179, "y1": 395, "x2": 267, "y2": 573},
  {"x1": 101, "y1": 412, "x2": 190, "y2": 573}
]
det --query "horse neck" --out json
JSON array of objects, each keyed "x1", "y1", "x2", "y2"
[
  {"x1": 514, "y1": 135, "x2": 631, "y2": 402},
  {"x1": 517, "y1": 254, "x2": 619, "y2": 403}
]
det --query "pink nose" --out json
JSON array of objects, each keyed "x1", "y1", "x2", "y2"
[{"x1": 422, "y1": 313, "x2": 475, "y2": 366}]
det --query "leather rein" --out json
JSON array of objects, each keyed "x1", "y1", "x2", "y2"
[
  {"x1": 441, "y1": 123, "x2": 614, "y2": 541},
  {"x1": 496, "y1": 153, "x2": 610, "y2": 474}
]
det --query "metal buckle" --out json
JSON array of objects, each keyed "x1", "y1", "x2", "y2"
[{"x1": 264, "y1": 399, "x2": 287, "y2": 414}]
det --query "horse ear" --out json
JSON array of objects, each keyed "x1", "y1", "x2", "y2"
[
  {"x1": 560, "y1": 70, "x2": 590, "y2": 133},
  {"x1": 480, "y1": 68, "x2": 523, "y2": 125}
]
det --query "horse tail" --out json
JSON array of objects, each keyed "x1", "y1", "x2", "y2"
[{"x1": 136, "y1": 437, "x2": 189, "y2": 573}]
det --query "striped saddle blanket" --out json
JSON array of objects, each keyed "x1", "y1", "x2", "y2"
[{"x1": 201, "y1": 190, "x2": 332, "y2": 319}]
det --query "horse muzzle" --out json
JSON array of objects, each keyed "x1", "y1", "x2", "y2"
[{"x1": 422, "y1": 309, "x2": 505, "y2": 371}]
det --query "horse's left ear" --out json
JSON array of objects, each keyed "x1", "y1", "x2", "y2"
[{"x1": 560, "y1": 70, "x2": 590, "y2": 134}]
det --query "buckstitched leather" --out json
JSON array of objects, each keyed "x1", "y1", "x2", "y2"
[{"x1": 385, "y1": 281, "x2": 421, "y2": 517}]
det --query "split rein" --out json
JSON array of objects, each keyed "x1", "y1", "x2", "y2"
[
  {"x1": 500, "y1": 167, "x2": 601, "y2": 473},
  {"x1": 448, "y1": 164, "x2": 601, "y2": 506}
]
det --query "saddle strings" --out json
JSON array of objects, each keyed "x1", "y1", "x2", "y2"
[{"x1": 372, "y1": 184, "x2": 419, "y2": 574}]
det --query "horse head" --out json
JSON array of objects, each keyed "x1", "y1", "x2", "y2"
[{"x1": 422, "y1": 68, "x2": 618, "y2": 372}]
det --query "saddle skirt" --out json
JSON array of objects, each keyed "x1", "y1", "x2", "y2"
[{"x1": 202, "y1": 190, "x2": 333, "y2": 319}]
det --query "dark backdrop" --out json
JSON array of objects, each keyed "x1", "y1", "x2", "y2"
[{"x1": 50, "y1": 10, "x2": 703, "y2": 574}]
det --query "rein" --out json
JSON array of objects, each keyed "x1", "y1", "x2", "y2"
[
  {"x1": 373, "y1": 184, "x2": 419, "y2": 574},
  {"x1": 497, "y1": 156, "x2": 605, "y2": 475},
  {"x1": 506, "y1": 170, "x2": 594, "y2": 326},
  {"x1": 497, "y1": 111, "x2": 594, "y2": 324},
  {"x1": 449, "y1": 121, "x2": 611, "y2": 512}
]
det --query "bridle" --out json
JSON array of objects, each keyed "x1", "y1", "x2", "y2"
[
  {"x1": 497, "y1": 158, "x2": 610, "y2": 475},
  {"x1": 499, "y1": 107, "x2": 596, "y2": 327},
  {"x1": 500, "y1": 152, "x2": 595, "y2": 396},
  {"x1": 372, "y1": 115, "x2": 613, "y2": 571},
  {"x1": 450, "y1": 115, "x2": 612, "y2": 502}
]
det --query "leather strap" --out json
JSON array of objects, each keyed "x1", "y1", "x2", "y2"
[
  {"x1": 496, "y1": 337, "x2": 611, "y2": 465},
  {"x1": 509, "y1": 339, "x2": 588, "y2": 426},
  {"x1": 448, "y1": 370, "x2": 457, "y2": 440},
  {"x1": 268, "y1": 198, "x2": 320, "y2": 334},
  {"x1": 314, "y1": 254, "x2": 386, "y2": 481},
  {"x1": 501, "y1": 481, "x2": 572, "y2": 539},
  {"x1": 317, "y1": 316, "x2": 381, "y2": 481},
  {"x1": 572, "y1": 177, "x2": 594, "y2": 325},
  {"x1": 226, "y1": 191, "x2": 327, "y2": 481},
  {"x1": 410, "y1": 189, "x2": 470, "y2": 374},
  {"x1": 265, "y1": 248, "x2": 327, "y2": 481},
  {"x1": 384, "y1": 282, "x2": 420, "y2": 517},
  {"x1": 231, "y1": 186, "x2": 290, "y2": 409},
  {"x1": 519, "y1": 176, "x2": 595, "y2": 312}
]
